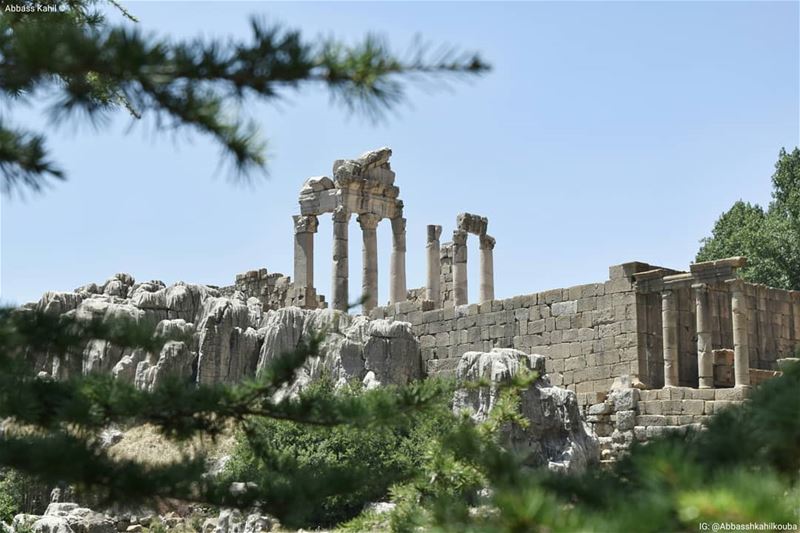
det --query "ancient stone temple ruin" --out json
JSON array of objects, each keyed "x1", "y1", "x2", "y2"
[
  {"x1": 282, "y1": 148, "x2": 798, "y2": 387},
  {"x1": 279, "y1": 148, "x2": 799, "y2": 456},
  {"x1": 287, "y1": 148, "x2": 499, "y2": 312},
  {"x1": 26, "y1": 147, "x2": 800, "y2": 461},
  {"x1": 289, "y1": 148, "x2": 406, "y2": 313}
]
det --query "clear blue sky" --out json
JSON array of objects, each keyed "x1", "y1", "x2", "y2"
[{"x1": 2, "y1": 1, "x2": 798, "y2": 307}]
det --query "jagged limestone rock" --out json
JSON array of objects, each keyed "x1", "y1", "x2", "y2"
[
  {"x1": 25, "y1": 277, "x2": 421, "y2": 394},
  {"x1": 256, "y1": 308, "x2": 421, "y2": 397},
  {"x1": 37, "y1": 291, "x2": 85, "y2": 316},
  {"x1": 196, "y1": 295, "x2": 257, "y2": 385},
  {"x1": 453, "y1": 348, "x2": 599, "y2": 472}
]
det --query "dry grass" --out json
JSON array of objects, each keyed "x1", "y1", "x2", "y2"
[{"x1": 108, "y1": 423, "x2": 238, "y2": 467}]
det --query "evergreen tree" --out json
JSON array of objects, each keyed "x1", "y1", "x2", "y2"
[{"x1": 0, "y1": 0, "x2": 489, "y2": 195}]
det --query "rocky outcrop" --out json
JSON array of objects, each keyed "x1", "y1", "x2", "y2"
[
  {"x1": 256, "y1": 308, "x2": 422, "y2": 398},
  {"x1": 453, "y1": 348, "x2": 599, "y2": 472},
  {"x1": 11, "y1": 504, "x2": 115, "y2": 533},
  {"x1": 24, "y1": 275, "x2": 423, "y2": 394}
]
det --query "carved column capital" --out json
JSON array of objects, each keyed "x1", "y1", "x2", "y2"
[
  {"x1": 726, "y1": 278, "x2": 746, "y2": 294},
  {"x1": 357, "y1": 213, "x2": 381, "y2": 230},
  {"x1": 479, "y1": 234, "x2": 496, "y2": 250},
  {"x1": 691, "y1": 282, "x2": 709, "y2": 293},
  {"x1": 332, "y1": 207, "x2": 350, "y2": 223},
  {"x1": 293, "y1": 214, "x2": 318, "y2": 234},
  {"x1": 391, "y1": 216, "x2": 406, "y2": 235},
  {"x1": 453, "y1": 230, "x2": 468, "y2": 246}
]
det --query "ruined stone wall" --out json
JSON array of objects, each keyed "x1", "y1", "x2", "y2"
[
  {"x1": 635, "y1": 281, "x2": 799, "y2": 388},
  {"x1": 221, "y1": 268, "x2": 325, "y2": 311},
  {"x1": 372, "y1": 262, "x2": 647, "y2": 397},
  {"x1": 583, "y1": 385, "x2": 749, "y2": 460},
  {"x1": 742, "y1": 283, "x2": 800, "y2": 369}
]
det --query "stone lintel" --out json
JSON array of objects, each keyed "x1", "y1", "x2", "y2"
[
  {"x1": 690, "y1": 256, "x2": 747, "y2": 273},
  {"x1": 662, "y1": 272, "x2": 694, "y2": 288},
  {"x1": 300, "y1": 189, "x2": 402, "y2": 220},
  {"x1": 456, "y1": 212, "x2": 488, "y2": 236}
]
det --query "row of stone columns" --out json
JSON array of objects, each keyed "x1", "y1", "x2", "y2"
[
  {"x1": 425, "y1": 225, "x2": 495, "y2": 307},
  {"x1": 660, "y1": 281, "x2": 750, "y2": 388},
  {"x1": 295, "y1": 208, "x2": 407, "y2": 314}
]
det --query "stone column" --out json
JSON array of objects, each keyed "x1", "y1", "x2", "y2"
[
  {"x1": 292, "y1": 214, "x2": 318, "y2": 308},
  {"x1": 693, "y1": 283, "x2": 713, "y2": 388},
  {"x1": 389, "y1": 216, "x2": 407, "y2": 305},
  {"x1": 331, "y1": 207, "x2": 350, "y2": 312},
  {"x1": 452, "y1": 230, "x2": 468, "y2": 306},
  {"x1": 730, "y1": 280, "x2": 751, "y2": 387},
  {"x1": 426, "y1": 225, "x2": 442, "y2": 305},
  {"x1": 479, "y1": 234, "x2": 495, "y2": 303},
  {"x1": 661, "y1": 289, "x2": 679, "y2": 387},
  {"x1": 358, "y1": 213, "x2": 381, "y2": 313}
]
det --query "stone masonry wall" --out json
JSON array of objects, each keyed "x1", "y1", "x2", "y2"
[
  {"x1": 370, "y1": 262, "x2": 650, "y2": 398},
  {"x1": 742, "y1": 282, "x2": 799, "y2": 369}
]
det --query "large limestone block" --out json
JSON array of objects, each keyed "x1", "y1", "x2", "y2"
[{"x1": 453, "y1": 348, "x2": 598, "y2": 472}]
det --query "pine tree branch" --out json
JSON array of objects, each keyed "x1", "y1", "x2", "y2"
[
  {"x1": 0, "y1": 7, "x2": 490, "y2": 194},
  {"x1": 0, "y1": 120, "x2": 65, "y2": 196}
]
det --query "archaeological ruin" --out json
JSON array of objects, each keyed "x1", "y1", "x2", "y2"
[{"x1": 25, "y1": 147, "x2": 800, "y2": 461}]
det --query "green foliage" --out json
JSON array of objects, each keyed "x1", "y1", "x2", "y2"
[
  {"x1": 697, "y1": 147, "x2": 800, "y2": 289},
  {"x1": 224, "y1": 378, "x2": 454, "y2": 528},
  {"x1": 0, "y1": 469, "x2": 24, "y2": 523},
  {"x1": 0, "y1": 307, "x2": 451, "y2": 522},
  {"x1": 373, "y1": 361, "x2": 800, "y2": 532},
  {"x1": 0, "y1": 0, "x2": 489, "y2": 195},
  {"x1": 3, "y1": 307, "x2": 799, "y2": 531}
]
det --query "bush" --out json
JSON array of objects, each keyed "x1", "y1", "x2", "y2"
[
  {"x1": 224, "y1": 378, "x2": 453, "y2": 528},
  {"x1": 0, "y1": 469, "x2": 24, "y2": 523}
]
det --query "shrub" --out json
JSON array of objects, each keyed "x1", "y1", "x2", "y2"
[
  {"x1": 224, "y1": 378, "x2": 453, "y2": 528},
  {"x1": 0, "y1": 469, "x2": 24, "y2": 523}
]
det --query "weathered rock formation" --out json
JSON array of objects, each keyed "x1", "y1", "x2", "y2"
[
  {"x1": 12, "y1": 503, "x2": 115, "y2": 533},
  {"x1": 453, "y1": 348, "x2": 599, "y2": 471},
  {"x1": 23, "y1": 274, "x2": 423, "y2": 393}
]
